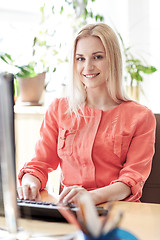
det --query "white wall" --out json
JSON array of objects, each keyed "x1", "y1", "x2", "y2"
[
  {"x1": 127, "y1": 0, "x2": 160, "y2": 113},
  {"x1": 147, "y1": 0, "x2": 160, "y2": 113},
  {"x1": 91, "y1": 0, "x2": 160, "y2": 113},
  {"x1": 0, "y1": 0, "x2": 41, "y2": 61},
  {"x1": 89, "y1": 0, "x2": 129, "y2": 41}
]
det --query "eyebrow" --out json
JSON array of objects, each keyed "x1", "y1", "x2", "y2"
[{"x1": 76, "y1": 51, "x2": 105, "y2": 56}]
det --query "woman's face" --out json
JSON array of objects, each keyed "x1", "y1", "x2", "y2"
[{"x1": 75, "y1": 36, "x2": 108, "y2": 89}]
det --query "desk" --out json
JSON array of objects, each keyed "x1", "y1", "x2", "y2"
[
  {"x1": 40, "y1": 190, "x2": 160, "y2": 240},
  {"x1": 0, "y1": 190, "x2": 160, "y2": 240}
]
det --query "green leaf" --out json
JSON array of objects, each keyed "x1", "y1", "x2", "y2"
[
  {"x1": 95, "y1": 14, "x2": 104, "y2": 21},
  {"x1": 73, "y1": 0, "x2": 77, "y2": 9},
  {"x1": 130, "y1": 71, "x2": 143, "y2": 82},
  {"x1": 125, "y1": 46, "x2": 132, "y2": 52},
  {"x1": 65, "y1": 0, "x2": 72, "y2": 4},
  {"x1": 83, "y1": 0, "x2": 88, "y2": 5},
  {"x1": 126, "y1": 59, "x2": 141, "y2": 64},
  {"x1": 45, "y1": 66, "x2": 49, "y2": 73},
  {"x1": 38, "y1": 40, "x2": 47, "y2": 46},
  {"x1": 33, "y1": 37, "x2": 38, "y2": 47},
  {"x1": 89, "y1": 11, "x2": 93, "y2": 18},
  {"x1": 60, "y1": 6, "x2": 63, "y2": 14},
  {"x1": 137, "y1": 65, "x2": 157, "y2": 74},
  {"x1": 82, "y1": 8, "x2": 88, "y2": 20},
  {"x1": 52, "y1": 6, "x2": 54, "y2": 14},
  {"x1": 32, "y1": 49, "x2": 35, "y2": 56},
  {"x1": 40, "y1": 4, "x2": 45, "y2": 23},
  {"x1": 53, "y1": 67, "x2": 56, "y2": 73},
  {"x1": 0, "y1": 53, "x2": 14, "y2": 64},
  {"x1": 99, "y1": 16, "x2": 104, "y2": 21},
  {"x1": 136, "y1": 72, "x2": 143, "y2": 81},
  {"x1": 14, "y1": 78, "x2": 19, "y2": 97},
  {"x1": 16, "y1": 64, "x2": 37, "y2": 78},
  {"x1": 40, "y1": 4, "x2": 45, "y2": 15}
]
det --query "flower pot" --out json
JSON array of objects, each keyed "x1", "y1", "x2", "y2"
[{"x1": 17, "y1": 72, "x2": 45, "y2": 106}]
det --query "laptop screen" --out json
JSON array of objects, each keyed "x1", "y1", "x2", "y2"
[{"x1": 0, "y1": 73, "x2": 18, "y2": 232}]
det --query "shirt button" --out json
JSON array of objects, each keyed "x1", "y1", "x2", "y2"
[{"x1": 140, "y1": 181, "x2": 143, "y2": 186}]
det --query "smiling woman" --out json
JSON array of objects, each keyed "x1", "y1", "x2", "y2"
[
  {"x1": 70, "y1": 23, "x2": 127, "y2": 114},
  {"x1": 17, "y1": 23, "x2": 156, "y2": 207}
]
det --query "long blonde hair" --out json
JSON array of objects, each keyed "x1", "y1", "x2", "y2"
[{"x1": 68, "y1": 23, "x2": 128, "y2": 115}]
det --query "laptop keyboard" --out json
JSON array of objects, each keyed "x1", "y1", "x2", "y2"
[{"x1": 17, "y1": 199, "x2": 108, "y2": 222}]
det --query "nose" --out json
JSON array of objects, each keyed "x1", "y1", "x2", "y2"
[{"x1": 84, "y1": 59, "x2": 94, "y2": 71}]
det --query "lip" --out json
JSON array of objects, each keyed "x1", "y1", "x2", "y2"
[{"x1": 83, "y1": 73, "x2": 100, "y2": 78}]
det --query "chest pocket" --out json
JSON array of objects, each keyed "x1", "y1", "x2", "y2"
[
  {"x1": 58, "y1": 127, "x2": 76, "y2": 156},
  {"x1": 114, "y1": 135, "x2": 132, "y2": 160}
]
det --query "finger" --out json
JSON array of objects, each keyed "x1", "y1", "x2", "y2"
[
  {"x1": 65, "y1": 188, "x2": 88, "y2": 204},
  {"x1": 30, "y1": 186, "x2": 39, "y2": 200},
  {"x1": 68, "y1": 195, "x2": 77, "y2": 205},
  {"x1": 36, "y1": 192, "x2": 41, "y2": 201},
  {"x1": 62, "y1": 188, "x2": 79, "y2": 204},
  {"x1": 17, "y1": 186, "x2": 24, "y2": 200},
  {"x1": 59, "y1": 187, "x2": 71, "y2": 203},
  {"x1": 23, "y1": 185, "x2": 30, "y2": 200}
]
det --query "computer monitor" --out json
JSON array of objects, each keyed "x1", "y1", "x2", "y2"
[
  {"x1": 0, "y1": 73, "x2": 18, "y2": 234},
  {"x1": 0, "y1": 73, "x2": 72, "y2": 226},
  {"x1": 0, "y1": 73, "x2": 75, "y2": 240}
]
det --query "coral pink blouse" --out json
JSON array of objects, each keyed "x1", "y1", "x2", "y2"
[{"x1": 18, "y1": 98, "x2": 156, "y2": 202}]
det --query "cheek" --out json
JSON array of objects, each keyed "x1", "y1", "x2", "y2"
[
  {"x1": 101, "y1": 63, "x2": 108, "y2": 77},
  {"x1": 76, "y1": 63, "x2": 82, "y2": 73}
]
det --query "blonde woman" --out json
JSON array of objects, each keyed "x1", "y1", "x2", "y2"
[{"x1": 18, "y1": 23, "x2": 156, "y2": 205}]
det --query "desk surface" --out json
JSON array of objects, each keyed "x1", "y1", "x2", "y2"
[
  {"x1": 0, "y1": 190, "x2": 160, "y2": 240},
  {"x1": 41, "y1": 190, "x2": 160, "y2": 240}
]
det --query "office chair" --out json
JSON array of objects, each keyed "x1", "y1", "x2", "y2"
[{"x1": 140, "y1": 114, "x2": 160, "y2": 204}]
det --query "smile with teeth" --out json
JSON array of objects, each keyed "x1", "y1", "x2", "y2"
[{"x1": 83, "y1": 73, "x2": 99, "y2": 78}]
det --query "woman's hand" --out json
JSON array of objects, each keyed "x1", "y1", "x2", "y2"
[
  {"x1": 58, "y1": 182, "x2": 131, "y2": 206},
  {"x1": 17, "y1": 173, "x2": 41, "y2": 201},
  {"x1": 58, "y1": 185, "x2": 88, "y2": 204}
]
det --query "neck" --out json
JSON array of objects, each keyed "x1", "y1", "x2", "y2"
[
  {"x1": 87, "y1": 100, "x2": 119, "y2": 111},
  {"x1": 86, "y1": 87, "x2": 119, "y2": 111}
]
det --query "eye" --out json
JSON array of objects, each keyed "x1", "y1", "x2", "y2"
[
  {"x1": 76, "y1": 57, "x2": 85, "y2": 61},
  {"x1": 94, "y1": 55, "x2": 103, "y2": 60}
]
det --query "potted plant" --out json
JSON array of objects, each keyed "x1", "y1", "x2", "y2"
[
  {"x1": 117, "y1": 32, "x2": 157, "y2": 101},
  {"x1": 0, "y1": 8, "x2": 58, "y2": 106},
  {"x1": 0, "y1": 52, "x2": 52, "y2": 106},
  {"x1": 0, "y1": 2, "x2": 60, "y2": 105}
]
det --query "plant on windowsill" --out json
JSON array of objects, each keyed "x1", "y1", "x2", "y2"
[
  {"x1": 117, "y1": 32, "x2": 157, "y2": 101},
  {"x1": 0, "y1": 0, "x2": 104, "y2": 105},
  {"x1": 0, "y1": 51, "x2": 56, "y2": 106}
]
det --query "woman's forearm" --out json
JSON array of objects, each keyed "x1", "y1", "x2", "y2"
[{"x1": 90, "y1": 182, "x2": 131, "y2": 205}]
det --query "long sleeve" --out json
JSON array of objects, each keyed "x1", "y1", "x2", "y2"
[
  {"x1": 18, "y1": 99, "x2": 61, "y2": 189},
  {"x1": 111, "y1": 106, "x2": 156, "y2": 201}
]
